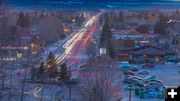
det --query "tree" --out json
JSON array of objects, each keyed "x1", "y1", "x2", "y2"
[
  {"x1": 154, "y1": 14, "x2": 169, "y2": 35},
  {"x1": 31, "y1": 67, "x2": 35, "y2": 80},
  {"x1": 136, "y1": 24, "x2": 149, "y2": 34},
  {"x1": 0, "y1": 6, "x2": 8, "y2": 42},
  {"x1": 47, "y1": 52, "x2": 57, "y2": 80},
  {"x1": 8, "y1": 26, "x2": 18, "y2": 41},
  {"x1": 38, "y1": 61, "x2": 44, "y2": 79},
  {"x1": 104, "y1": 12, "x2": 110, "y2": 22},
  {"x1": 118, "y1": 12, "x2": 124, "y2": 22},
  {"x1": 16, "y1": 12, "x2": 30, "y2": 27},
  {"x1": 58, "y1": 97, "x2": 62, "y2": 101},
  {"x1": 99, "y1": 21, "x2": 115, "y2": 59},
  {"x1": 108, "y1": 43, "x2": 115, "y2": 59},
  {"x1": 59, "y1": 63, "x2": 71, "y2": 83},
  {"x1": 77, "y1": 56, "x2": 123, "y2": 101},
  {"x1": 38, "y1": 15, "x2": 64, "y2": 43},
  {"x1": 99, "y1": 21, "x2": 112, "y2": 47}
]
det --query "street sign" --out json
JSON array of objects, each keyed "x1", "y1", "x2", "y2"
[{"x1": 100, "y1": 48, "x2": 106, "y2": 55}]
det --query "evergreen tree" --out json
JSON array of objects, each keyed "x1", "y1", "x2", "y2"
[
  {"x1": 99, "y1": 21, "x2": 115, "y2": 59},
  {"x1": 154, "y1": 14, "x2": 169, "y2": 35},
  {"x1": 118, "y1": 11, "x2": 124, "y2": 22},
  {"x1": 99, "y1": 21, "x2": 112, "y2": 47},
  {"x1": 108, "y1": 43, "x2": 115, "y2": 59},
  {"x1": 104, "y1": 12, "x2": 110, "y2": 22},
  {"x1": 16, "y1": 12, "x2": 30, "y2": 27},
  {"x1": 39, "y1": 61, "x2": 44, "y2": 78},
  {"x1": 136, "y1": 24, "x2": 149, "y2": 34},
  {"x1": 59, "y1": 63, "x2": 71, "y2": 83},
  {"x1": 47, "y1": 52, "x2": 57, "y2": 79},
  {"x1": 58, "y1": 97, "x2": 62, "y2": 101},
  {"x1": 8, "y1": 26, "x2": 18, "y2": 41}
]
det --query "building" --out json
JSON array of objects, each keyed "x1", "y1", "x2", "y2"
[
  {"x1": 133, "y1": 46, "x2": 165, "y2": 63},
  {"x1": 133, "y1": 46, "x2": 177, "y2": 63},
  {"x1": 112, "y1": 33, "x2": 160, "y2": 47},
  {"x1": 111, "y1": 38, "x2": 135, "y2": 61}
]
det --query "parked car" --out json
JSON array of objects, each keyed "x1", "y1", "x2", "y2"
[
  {"x1": 165, "y1": 56, "x2": 178, "y2": 63},
  {"x1": 123, "y1": 76, "x2": 146, "y2": 87},
  {"x1": 145, "y1": 80, "x2": 163, "y2": 89},
  {"x1": 148, "y1": 80, "x2": 163, "y2": 85},
  {"x1": 123, "y1": 84, "x2": 137, "y2": 90},
  {"x1": 120, "y1": 61, "x2": 130, "y2": 69},
  {"x1": 144, "y1": 75, "x2": 157, "y2": 81},
  {"x1": 123, "y1": 75, "x2": 133, "y2": 84},
  {"x1": 132, "y1": 79, "x2": 144, "y2": 87},
  {"x1": 123, "y1": 70, "x2": 135, "y2": 75},
  {"x1": 166, "y1": 58, "x2": 178, "y2": 63},
  {"x1": 136, "y1": 70, "x2": 151, "y2": 75},
  {"x1": 141, "y1": 63, "x2": 154, "y2": 68}
]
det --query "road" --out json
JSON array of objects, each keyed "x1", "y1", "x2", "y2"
[{"x1": 53, "y1": 13, "x2": 101, "y2": 70}]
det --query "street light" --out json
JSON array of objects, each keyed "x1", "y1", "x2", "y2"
[{"x1": 72, "y1": 19, "x2": 75, "y2": 22}]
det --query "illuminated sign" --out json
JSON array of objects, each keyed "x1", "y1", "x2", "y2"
[{"x1": 100, "y1": 48, "x2": 106, "y2": 55}]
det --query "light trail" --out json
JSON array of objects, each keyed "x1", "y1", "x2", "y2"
[
  {"x1": 83, "y1": 25, "x2": 96, "y2": 48},
  {"x1": 54, "y1": 14, "x2": 101, "y2": 65}
]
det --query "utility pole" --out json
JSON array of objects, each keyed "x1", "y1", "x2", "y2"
[
  {"x1": 68, "y1": 65, "x2": 71, "y2": 99},
  {"x1": 20, "y1": 46, "x2": 30, "y2": 101},
  {"x1": 129, "y1": 79, "x2": 132, "y2": 101},
  {"x1": 8, "y1": 50, "x2": 15, "y2": 101}
]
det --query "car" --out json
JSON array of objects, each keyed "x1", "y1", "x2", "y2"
[
  {"x1": 131, "y1": 79, "x2": 144, "y2": 87},
  {"x1": 144, "y1": 80, "x2": 163, "y2": 89},
  {"x1": 123, "y1": 76, "x2": 145, "y2": 87},
  {"x1": 124, "y1": 84, "x2": 137, "y2": 90},
  {"x1": 130, "y1": 65, "x2": 140, "y2": 69},
  {"x1": 141, "y1": 63, "x2": 154, "y2": 68},
  {"x1": 130, "y1": 68, "x2": 139, "y2": 72},
  {"x1": 123, "y1": 70, "x2": 135, "y2": 75},
  {"x1": 148, "y1": 80, "x2": 163, "y2": 85},
  {"x1": 123, "y1": 75, "x2": 133, "y2": 83},
  {"x1": 123, "y1": 76, "x2": 141, "y2": 83},
  {"x1": 136, "y1": 70, "x2": 151, "y2": 75},
  {"x1": 120, "y1": 61, "x2": 130, "y2": 69},
  {"x1": 166, "y1": 58, "x2": 178, "y2": 63},
  {"x1": 144, "y1": 75, "x2": 157, "y2": 81},
  {"x1": 165, "y1": 56, "x2": 178, "y2": 63}
]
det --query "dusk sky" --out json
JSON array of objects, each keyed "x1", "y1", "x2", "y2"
[{"x1": 6, "y1": 0, "x2": 180, "y2": 2}]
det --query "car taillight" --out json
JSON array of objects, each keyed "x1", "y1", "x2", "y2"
[{"x1": 144, "y1": 80, "x2": 149, "y2": 83}]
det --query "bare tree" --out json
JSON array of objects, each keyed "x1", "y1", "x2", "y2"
[{"x1": 77, "y1": 56, "x2": 123, "y2": 101}]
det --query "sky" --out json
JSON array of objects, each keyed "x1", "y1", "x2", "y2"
[
  {"x1": 5, "y1": 0, "x2": 180, "y2": 2},
  {"x1": 4, "y1": 0, "x2": 180, "y2": 9}
]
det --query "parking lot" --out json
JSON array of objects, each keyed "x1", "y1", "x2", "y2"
[{"x1": 121, "y1": 63, "x2": 180, "y2": 101}]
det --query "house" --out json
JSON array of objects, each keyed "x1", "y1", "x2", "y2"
[
  {"x1": 112, "y1": 33, "x2": 160, "y2": 47},
  {"x1": 110, "y1": 21, "x2": 130, "y2": 29},
  {"x1": 133, "y1": 46, "x2": 165, "y2": 63},
  {"x1": 132, "y1": 46, "x2": 177, "y2": 63},
  {"x1": 111, "y1": 38, "x2": 136, "y2": 61}
]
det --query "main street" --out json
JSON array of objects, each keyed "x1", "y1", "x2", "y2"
[{"x1": 56, "y1": 13, "x2": 101, "y2": 64}]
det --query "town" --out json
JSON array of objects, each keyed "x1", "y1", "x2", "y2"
[{"x1": 0, "y1": 0, "x2": 180, "y2": 101}]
